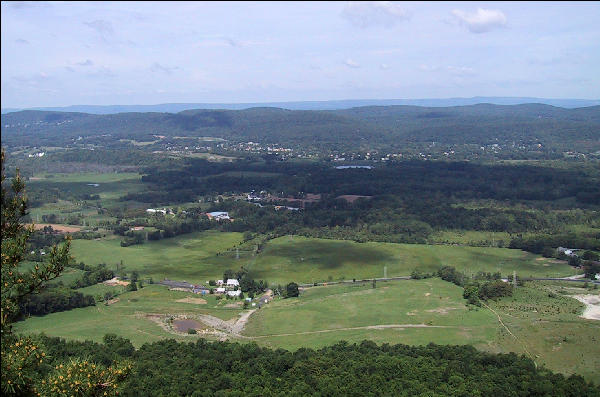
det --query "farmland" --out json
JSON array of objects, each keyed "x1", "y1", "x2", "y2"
[
  {"x1": 70, "y1": 231, "x2": 245, "y2": 283},
  {"x1": 67, "y1": 233, "x2": 578, "y2": 286},
  {"x1": 14, "y1": 285, "x2": 244, "y2": 347},
  {"x1": 247, "y1": 236, "x2": 577, "y2": 285},
  {"x1": 14, "y1": 278, "x2": 599, "y2": 380}
]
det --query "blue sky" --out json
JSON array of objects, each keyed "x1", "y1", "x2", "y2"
[{"x1": 1, "y1": 1, "x2": 599, "y2": 107}]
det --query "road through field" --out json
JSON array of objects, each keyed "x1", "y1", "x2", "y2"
[{"x1": 248, "y1": 324, "x2": 456, "y2": 339}]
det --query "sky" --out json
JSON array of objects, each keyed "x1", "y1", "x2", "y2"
[{"x1": 1, "y1": 1, "x2": 599, "y2": 108}]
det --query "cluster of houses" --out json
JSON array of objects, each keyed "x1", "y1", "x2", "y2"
[
  {"x1": 159, "y1": 278, "x2": 242, "y2": 297},
  {"x1": 205, "y1": 211, "x2": 232, "y2": 221},
  {"x1": 146, "y1": 208, "x2": 174, "y2": 215},
  {"x1": 213, "y1": 278, "x2": 242, "y2": 297},
  {"x1": 557, "y1": 247, "x2": 580, "y2": 258}
]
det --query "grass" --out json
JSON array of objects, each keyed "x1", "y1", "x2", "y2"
[
  {"x1": 76, "y1": 283, "x2": 126, "y2": 298},
  {"x1": 15, "y1": 278, "x2": 599, "y2": 381},
  {"x1": 30, "y1": 172, "x2": 141, "y2": 183},
  {"x1": 245, "y1": 279, "x2": 497, "y2": 349},
  {"x1": 70, "y1": 231, "x2": 245, "y2": 283},
  {"x1": 70, "y1": 233, "x2": 577, "y2": 286},
  {"x1": 485, "y1": 281, "x2": 600, "y2": 380},
  {"x1": 14, "y1": 285, "x2": 244, "y2": 347},
  {"x1": 243, "y1": 236, "x2": 577, "y2": 285}
]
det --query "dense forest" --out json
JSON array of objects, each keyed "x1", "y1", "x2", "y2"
[{"x1": 35, "y1": 335, "x2": 599, "y2": 396}]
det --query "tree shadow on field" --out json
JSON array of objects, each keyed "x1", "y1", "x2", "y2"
[{"x1": 265, "y1": 240, "x2": 394, "y2": 269}]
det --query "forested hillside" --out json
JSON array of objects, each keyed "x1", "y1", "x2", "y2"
[
  {"x1": 2, "y1": 104, "x2": 599, "y2": 151},
  {"x1": 39, "y1": 336, "x2": 600, "y2": 396}
]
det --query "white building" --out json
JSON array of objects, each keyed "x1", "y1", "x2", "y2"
[
  {"x1": 226, "y1": 278, "x2": 240, "y2": 287},
  {"x1": 207, "y1": 211, "x2": 231, "y2": 221},
  {"x1": 227, "y1": 290, "x2": 241, "y2": 297}
]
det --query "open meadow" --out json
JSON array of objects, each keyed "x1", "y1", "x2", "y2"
[
  {"x1": 70, "y1": 233, "x2": 578, "y2": 285},
  {"x1": 70, "y1": 231, "x2": 245, "y2": 283},
  {"x1": 245, "y1": 236, "x2": 578, "y2": 285},
  {"x1": 15, "y1": 278, "x2": 599, "y2": 381}
]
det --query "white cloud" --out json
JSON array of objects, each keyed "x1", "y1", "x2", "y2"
[
  {"x1": 150, "y1": 63, "x2": 180, "y2": 74},
  {"x1": 344, "y1": 59, "x2": 360, "y2": 68},
  {"x1": 76, "y1": 59, "x2": 94, "y2": 67},
  {"x1": 380, "y1": 63, "x2": 390, "y2": 70},
  {"x1": 452, "y1": 8, "x2": 507, "y2": 33},
  {"x1": 341, "y1": 1, "x2": 409, "y2": 28}
]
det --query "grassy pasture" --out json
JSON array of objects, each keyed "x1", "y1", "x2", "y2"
[
  {"x1": 14, "y1": 278, "x2": 599, "y2": 380},
  {"x1": 486, "y1": 282, "x2": 600, "y2": 380},
  {"x1": 70, "y1": 231, "x2": 245, "y2": 283},
  {"x1": 14, "y1": 285, "x2": 243, "y2": 347},
  {"x1": 246, "y1": 236, "x2": 577, "y2": 285},
  {"x1": 245, "y1": 279, "x2": 497, "y2": 349},
  {"x1": 30, "y1": 172, "x2": 141, "y2": 183},
  {"x1": 76, "y1": 283, "x2": 126, "y2": 298},
  {"x1": 70, "y1": 234, "x2": 577, "y2": 286}
]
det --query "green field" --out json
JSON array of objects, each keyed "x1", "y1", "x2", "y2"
[
  {"x1": 245, "y1": 278, "x2": 497, "y2": 349},
  {"x1": 30, "y1": 172, "x2": 141, "y2": 183},
  {"x1": 245, "y1": 236, "x2": 577, "y2": 285},
  {"x1": 486, "y1": 282, "x2": 600, "y2": 380},
  {"x1": 15, "y1": 278, "x2": 599, "y2": 380},
  {"x1": 69, "y1": 234, "x2": 577, "y2": 285},
  {"x1": 14, "y1": 285, "x2": 245, "y2": 346},
  {"x1": 71, "y1": 231, "x2": 245, "y2": 283}
]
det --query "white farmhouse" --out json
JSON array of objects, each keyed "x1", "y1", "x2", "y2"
[{"x1": 226, "y1": 279, "x2": 240, "y2": 288}]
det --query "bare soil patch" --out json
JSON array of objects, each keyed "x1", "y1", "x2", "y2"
[
  {"x1": 176, "y1": 297, "x2": 207, "y2": 305},
  {"x1": 31, "y1": 223, "x2": 82, "y2": 233},
  {"x1": 103, "y1": 277, "x2": 130, "y2": 287},
  {"x1": 425, "y1": 307, "x2": 456, "y2": 315},
  {"x1": 571, "y1": 294, "x2": 600, "y2": 320},
  {"x1": 105, "y1": 298, "x2": 120, "y2": 305}
]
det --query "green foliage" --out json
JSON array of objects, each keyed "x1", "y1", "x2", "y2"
[
  {"x1": 437, "y1": 266, "x2": 466, "y2": 287},
  {"x1": 285, "y1": 282, "x2": 299, "y2": 298},
  {"x1": 1, "y1": 150, "x2": 129, "y2": 396},
  {"x1": 478, "y1": 280, "x2": 513, "y2": 301},
  {"x1": 36, "y1": 337, "x2": 599, "y2": 396}
]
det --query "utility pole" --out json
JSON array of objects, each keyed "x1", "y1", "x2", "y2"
[
  {"x1": 236, "y1": 247, "x2": 239, "y2": 260},
  {"x1": 384, "y1": 266, "x2": 387, "y2": 279}
]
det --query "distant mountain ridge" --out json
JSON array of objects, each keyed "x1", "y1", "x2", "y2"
[
  {"x1": 2, "y1": 97, "x2": 599, "y2": 115},
  {"x1": 2, "y1": 103, "x2": 599, "y2": 152}
]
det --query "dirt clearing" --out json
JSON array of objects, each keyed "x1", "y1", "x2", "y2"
[
  {"x1": 103, "y1": 277, "x2": 130, "y2": 287},
  {"x1": 31, "y1": 223, "x2": 82, "y2": 233},
  {"x1": 176, "y1": 297, "x2": 207, "y2": 305},
  {"x1": 571, "y1": 294, "x2": 600, "y2": 320}
]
